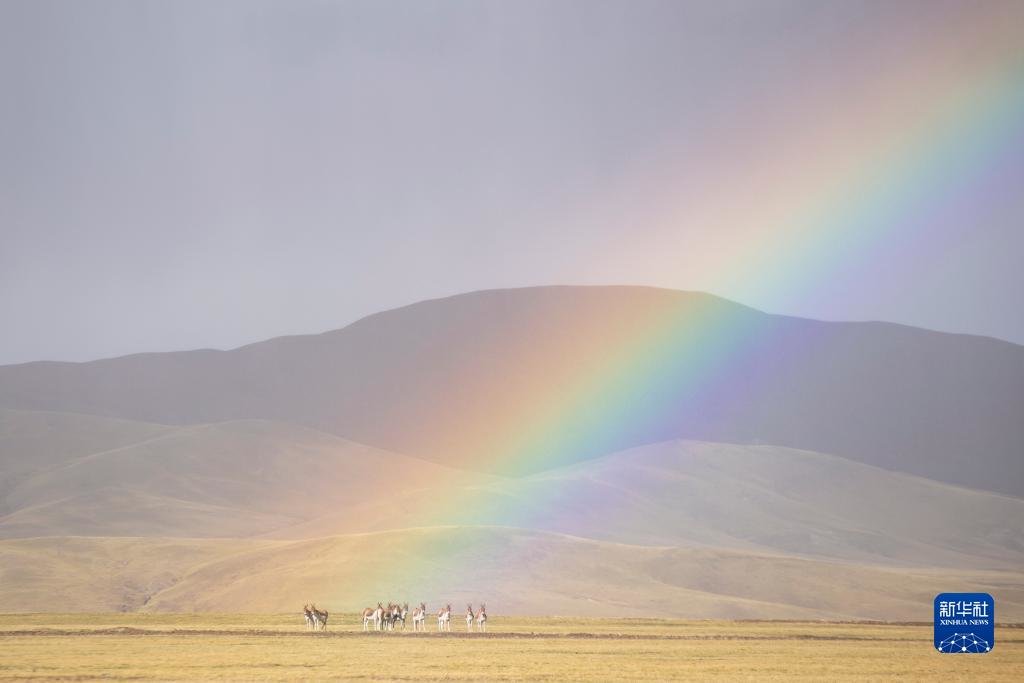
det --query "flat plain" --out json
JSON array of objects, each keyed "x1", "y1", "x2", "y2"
[{"x1": 1, "y1": 614, "x2": 1022, "y2": 681}]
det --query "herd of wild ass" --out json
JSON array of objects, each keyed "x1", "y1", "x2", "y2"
[
  {"x1": 302, "y1": 604, "x2": 329, "y2": 630},
  {"x1": 302, "y1": 603, "x2": 488, "y2": 632}
]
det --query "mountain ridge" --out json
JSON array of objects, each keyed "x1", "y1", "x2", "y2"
[
  {"x1": 1, "y1": 286, "x2": 1021, "y2": 618},
  {"x1": 1, "y1": 286, "x2": 1020, "y2": 495},
  {"x1": 3, "y1": 286, "x2": 1021, "y2": 371}
]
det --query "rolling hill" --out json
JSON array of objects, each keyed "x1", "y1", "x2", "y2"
[
  {"x1": 0, "y1": 412, "x2": 494, "y2": 539},
  {"x1": 0, "y1": 287, "x2": 1021, "y2": 619},
  {"x1": 0, "y1": 286, "x2": 1021, "y2": 496},
  {"x1": 4, "y1": 409, "x2": 1021, "y2": 573},
  {"x1": 0, "y1": 410, "x2": 172, "y2": 498},
  {"x1": 262, "y1": 439, "x2": 1024, "y2": 570},
  {"x1": 1, "y1": 527, "x2": 1022, "y2": 620}
]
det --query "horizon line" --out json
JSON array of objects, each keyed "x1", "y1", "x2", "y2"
[{"x1": 3, "y1": 283, "x2": 1020, "y2": 368}]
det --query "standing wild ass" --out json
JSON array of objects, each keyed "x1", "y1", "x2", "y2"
[
  {"x1": 411, "y1": 603, "x2": 427, "y2": 631},
  {"x1": 475, "y1": 604, "x2": 487, "y2": 632},
  {"x1": 303, "y1": 604, "x2": 315, "y2": 630},
  {"x1": 310, "y1": 604, "x2": 328, "y2": 630},
  {"x1": 398, "y1": 603, "x2": 409, "y2": 630},
  {"x1": 436, "y1": 604, "x2": 452, "y2": 632},
  {"x1": 362, "y1": 602, "x2": 383, "y2": 631}
]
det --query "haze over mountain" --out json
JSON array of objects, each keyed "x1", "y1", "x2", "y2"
[
  {"x1": 0, "y1": 413, "x2": 490, "y2": 540},
  {"x1": 1, "y1": 287, "x2": 1021, "y2": 495},
  {"x1": 4, "y1": 410, "x2": 1021, "y2": 571},
  {"x1": 0, "y1": 286, "x2": 1021, "y2": 618}
]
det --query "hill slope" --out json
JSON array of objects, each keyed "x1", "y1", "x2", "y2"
[
  {"x1": 0, "y1": 287, "x2": 1020, "y2": 495},
  {"x1": 1, "y1": 412, "x2": 1021, "y2": 618},
  {"x1": 4, "y1": 409, "x2": 1020, "y2": 573},
  {"x1": 0, "y1": 410, "x2": 173, "y2": 500},
  {"x1": 2, "y1": 528, "x2": 1021, "y2": 620},
  {"x1": 0, "y1": 413, "x2": 494, "y2": 539},
  {"x1": 287, "y1": 440, "x2": 1021, "y2": 570}
]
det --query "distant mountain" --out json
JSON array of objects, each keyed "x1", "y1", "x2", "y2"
[
  {"x1": 1, "y1": 286, "x2": 1020, "y2": 495},
  {"x1": 1, "y1": 287, "x2": 1022, "y2": 619}
]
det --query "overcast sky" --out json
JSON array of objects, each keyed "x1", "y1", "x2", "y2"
[{"x1": 2, "y1": 0, "x2": 1022, "y2": 365}]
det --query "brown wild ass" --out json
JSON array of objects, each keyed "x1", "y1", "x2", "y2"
[
  {"x1": 361, "y1": 602, "x2": 384, "y2": 631},
  {"x1": 303, "y1": 604, "x2": 315, "y2": 631},
  {"x1": 310, "y1": 604, "x2": 328, "y2": 630},
  {"x1": 437, "y1": 604, "x2": 452, "y2": 632},
  {"x1": 398, "y1": 602, "x2": 409, "y2": 630},
  {"x1": 411, "y1": 602, "x2": 427, "y2": 631},
  {"x1": 475, "y1": 604, "x2": 487, "y2": 632}
]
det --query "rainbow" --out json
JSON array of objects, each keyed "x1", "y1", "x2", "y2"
[
  {"x1": 473, "y1": 18, "x2": 1024, "y2": 478},
  {"x1": 336, "y1": 5, "x2": 1024, "y2": 602}
]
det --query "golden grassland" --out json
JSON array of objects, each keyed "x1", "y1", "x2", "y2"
[{"x1": 1, "y1": 614, "x2": 1022, "y2": 681}]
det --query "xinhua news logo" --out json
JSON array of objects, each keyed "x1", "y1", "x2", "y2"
[{"x1": 934, "y1": 593, "x2": 994, "y2": 654}]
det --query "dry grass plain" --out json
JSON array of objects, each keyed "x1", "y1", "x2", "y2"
[{"x1": 1, "y1": 614, "x2": 1022, "y2": 681}]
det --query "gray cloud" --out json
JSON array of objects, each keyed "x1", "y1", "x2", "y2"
[{"x1": 1, "y1": 0, "x2": 1021, "y2": 364}]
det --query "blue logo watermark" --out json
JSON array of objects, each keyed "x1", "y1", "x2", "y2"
[{"x1": 934, "y1": 593, "x2": 994, "y2": 653}]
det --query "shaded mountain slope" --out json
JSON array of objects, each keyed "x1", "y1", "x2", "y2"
[
  {"x1": 0, "y1": 409, "x2": 172, "y2": 498},
  {"x1": 0, "y1": 287, "x2": 1020, "y2": 495},
  {"x1": 270, "y1": 440, "x2": 1024, "y2": 570},
  {"x1": 4, "y1": 408, "x2": 1019, "y2": 574},
  {"x1": 0, "y1": 415, "x2": 495, "y2": 539}
]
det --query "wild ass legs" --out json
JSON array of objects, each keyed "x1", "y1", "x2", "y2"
[{"x1": 475, "y1": 604, "x2": 487, "y2": 632}]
